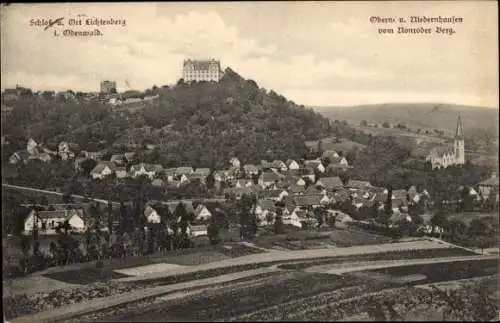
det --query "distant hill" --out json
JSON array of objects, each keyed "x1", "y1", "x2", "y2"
[{"x1": 313, "y1": 103, "x2": 499, "y2": 136}]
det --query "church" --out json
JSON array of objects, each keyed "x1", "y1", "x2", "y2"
[{"x1": 426, "y1": 116, "x2": 465, "y2": 169}]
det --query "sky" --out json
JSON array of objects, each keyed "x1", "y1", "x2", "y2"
[{"x1": 1, "y1": 1, "x2": 498, "y2": 108}]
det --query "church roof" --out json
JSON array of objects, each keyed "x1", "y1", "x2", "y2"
[
  {"x1": 455, "y1": 115, "x2": 464, "y2": 140},
  {"x1": 429, "y1": 146, "x2": 454, "y2": 157}
]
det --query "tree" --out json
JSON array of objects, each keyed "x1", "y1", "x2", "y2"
[
  {"x1": 447, "y1": 219, "x2": 466, "y2": 242},
  {"x1": 468, "y1": 219, "x2": 491, "y2": 254},
  {"x1": 206, "y1": 170, "x2": 215, "y2": 190},
  {"x1": 430, "y1": 210, "x2": 448, "y2": 239},
  {"x1": 107, "y1": 200, "x2": 113, "y2": 235},
  {"x1": 207, "y1": 221, "x2": 219, "y2": 245},
  {"x1": 62, "y1": 193, "x2": 74, "y2": 204},
  {"x1": 382, "y1": 121, "x2": 390, "y2": 128},
  {"x1": 80, "y1": 159, "x2": 97, "y2": 174},
  {"x1": 360, "y1": 120, "x2": 368, "y2": 127},
  {"x1": 274, "y1": 209, "x2": 284, "y2": 234},
  {"x1": 40, "y1": 196, "x2": 49, "y2": 205}
]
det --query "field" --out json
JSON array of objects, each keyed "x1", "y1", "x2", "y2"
[
  {"x1": 446, "y1": 211, "x2": 499, "y2": 227},
  {"x1": 4, "y1": 248, "x2": 488, "y2": 319},
  {"x1": 80, "y1": 257, "x2": 498, "y2": 322},
  {"x1": 253, "y1": 228, "x2": 392, "y2": 251}
]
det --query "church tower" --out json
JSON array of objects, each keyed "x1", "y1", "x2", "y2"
[{"x1": 454, "y1": 115, "x2": 465, "y2": 165}]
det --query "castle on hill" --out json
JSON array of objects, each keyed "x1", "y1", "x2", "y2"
[
  {"x1": 182, "y1": 58, "x2": 222, "y2": 83},
  {"x1": 426, "y1": 115, "x2": 465, "y2": 169}
]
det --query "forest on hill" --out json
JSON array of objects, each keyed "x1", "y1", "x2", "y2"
[{"x1": 1, "y1": 68, "x2": 334, "y2": 168}]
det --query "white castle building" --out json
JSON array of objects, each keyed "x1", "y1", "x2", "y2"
[
  {"x1": 182, "y1": 59, "x2": 222, "y2": 83},
  {"x1": 426, "y1": 116, "x2": 466, "y2": 169}
]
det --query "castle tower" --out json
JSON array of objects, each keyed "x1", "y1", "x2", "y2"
[{"x1": 453, "y1": 115, "x2": 465, "y2": 165}]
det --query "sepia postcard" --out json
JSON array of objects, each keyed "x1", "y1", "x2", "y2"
[{"x1": 1, "y1": 1, "x2": 498, "y2": 322}]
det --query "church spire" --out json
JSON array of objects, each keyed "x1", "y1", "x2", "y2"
[{"x1": 455, "y1": 115, "x2": 464, "y2": 140}]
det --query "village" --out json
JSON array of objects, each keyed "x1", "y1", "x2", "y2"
[{"x1": 6, "y1": 131, "x2": 499, "y2": 256}]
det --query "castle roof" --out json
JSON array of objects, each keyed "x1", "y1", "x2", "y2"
[{"x1": 183, "y1": 59, "x2": 221, "y2": 71}]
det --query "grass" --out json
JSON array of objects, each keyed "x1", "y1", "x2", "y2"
[
  {"x1": 253, "y1": 228, "x2": 393, "y2": 250},
  {"x1": 277, "y1": 247, "x2": 476, "y2": 270},
  {"x1": 360, "y1": 258, "x2": 498, "y2": 284},
  {"x1": 44, "y1": 268, "x2": 131, "y2": 285}
]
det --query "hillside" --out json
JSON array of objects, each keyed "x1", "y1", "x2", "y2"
[
  {"x1": 1, "y1": 68, "x2": 333, "y2": 168},
  {"x1": 313, "y1": 103, "x2": 499, "y2": 137}
]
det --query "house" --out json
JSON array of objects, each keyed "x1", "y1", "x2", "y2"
[
  {"x1": 9, "y1": 151, "x2": 30, "y2": 164},
  {"x1": 225, "y1": 186, "x2": 260, "y2": 200},
  {"x1": 213, "y1": 171, "x2": 226, "y2": 182},
  {"x1": 59, "y1": 151, "x2": 75, "y2": 161},
  {"x1": 130, "y1": 163, "x2": 158, "y2": 179},
  {"x1": 347, "y1": 180, "x2": 372, "y2": 190},
  {"x1": 407, "y1": 186, "x2": 421, "y2": 204},
  {"x1": 110, "y1": 154, "x2": 126, "y2": 165},
  {"x1": 284, "y1": 174, "x2": 306, "y2": 187},
  {"x1": 28, "y1": 153, "x2": 52, "y2": 163},
  {"x1": 322, "y1": 150, "x2": 339, "y2": 161},
  {"x1": 389, "y1": 213, "x2": 412, "y2": 225},
  {"x1": 255, "y1": 199, "x2": 278, "y2": 226},
  {"x1": 329, "y1": 156, "x2": 349, "y2": 167},
  {"x1": 260, "y1": 160, "x2": 271, "y2": 170},
  {"x1": 123, "y1": 152, "x2": 136, "y2": 163},
  {"x1": 289, "y1": 208, "x2": 308, "y2": 228},
  {"x1": 286, "y1": 159, "x2": 300, "y2": 171},
  {"x1": 164, "y1": 168, "x2": 177, "y2": 181},
  {"x1": 477, "y1": 173, "x2": 499, "y2": 200},
  {"x1": 293, "y1": 195, "x2": 323, "y2": 209},
  {"x1": 194, "y1": 168, "x2": 211, "y2": 177},
  {"x1": 243, "y1": 164, "x2": 260, "y2": 176},
  {"x1": 26, "y1": 138, "x2": 39, "y2": 155},
  {"x1": 316, "y1": 177, "x2": 344, "y2": 191},
  {"x1": 391, "y1": 189, "x2": 409, "y2": 212},
  {"x1": 270, "y1": 160, "x2": 288, "y2": 172},
  {"x1": 258, "y1": 189, "x2": 289, "y2": 202},
  {"x1": 74, "y1": 157, "x2": 87, "y2": 171},
  {"x1": 115, "y1": 167, "x2": 127, "y2": 179},
  {"x1": 24, "y1": 209, "x2": 86, "y2": 234},
  {"x1": 194, "y1": 204, "x2": 212, "y2": 222},
  {"x1": 58, "y1": 141, "x2": 70, "y2": 153},
  {"x1": 90, "y1": 162, "x2": 116, "y2": 179},
  {"x1": 179, "y1": 174, "x2": 190, "y2": 185},
  {"x1": 151, "y1": 178, "x2": 165, "y2": 187},
  {"x1": 328, "y1": 210, "x2": 353, "y2": 229},
  {"x1": 304, "y1": 160, "x2": 326, "y2": 173},
  {"x1": 333, "y1": 189, "x2": 352, "y2": 204},
  {"x1": 144, "y1": 205, "x2": 161, "y2": 224},
  {"x1": 233, "y1": 179, "x2": 253, "y2": 189},
  {"x1": 176, "y1": 166, "x2": 194, "y2": 175},
  {"x1": 259, "y1": 172, "x2": 283, "y2": 188},
  {"x1": 229, "y1": 157, "x2": 241, "y2": 169},
  {"x1": 189, "y1": 224, "x2": 208, "y2": 237},
  {"x1": 294, "y1": 167, "x2": 316, "y2": 183},
  {"x1": 83, "y1": 150, "x2": 106, "y2": 161},
  {"x1": 288, "y1": 183, "x2": 307, "y2": 195}
]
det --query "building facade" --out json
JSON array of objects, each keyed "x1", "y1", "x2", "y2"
[
  {"x1": 100, "y1": 80, "x2": 117, "y2": 94},
  {"x1": 426, "y1": 116, "x2": 466, "y2": 169},
  {"x1": 182, "y1": 59, "x2": 222, "y2": 83}
]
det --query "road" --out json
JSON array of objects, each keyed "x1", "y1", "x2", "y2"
[{"x1": 2, "y1": 183, "x2": 226, "y2": 207}]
